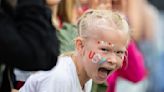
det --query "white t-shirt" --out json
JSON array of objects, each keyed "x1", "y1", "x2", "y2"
[
  {"x1": 14, "y1": 68, "x2": 34, "y2": 81},
  {"x1": 19, "y1": 56, "x2": 92, "y2": 92}
]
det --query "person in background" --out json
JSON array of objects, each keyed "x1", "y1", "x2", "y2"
[
  {"x1": 13, "y1": 0, "x2": 79, "y2": 90},
  {"x1": 0, "y1": 0, "x2": 59, "y2": 91},
  {"x1": 12, "y1": 0, "x2": 61, "y2": 90},
  {"x1": 56, "y1": 0, "x2": 78, "y2": 53}
]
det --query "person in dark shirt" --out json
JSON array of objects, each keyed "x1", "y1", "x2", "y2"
[{"x1": 0, "y1": 0, "x2": 59, "y2": 91}]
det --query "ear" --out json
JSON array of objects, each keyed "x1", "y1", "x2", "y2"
[{"x1": 75, "y1": 37, "x2": 85, "y2": 54}]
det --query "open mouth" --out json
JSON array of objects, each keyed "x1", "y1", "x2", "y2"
[
  {"x1": 98, "y1": 67, "x2": 112, "y2": 75},
  {"x1": 97, "y1": 67, "x2": 113, "y2": 79}
]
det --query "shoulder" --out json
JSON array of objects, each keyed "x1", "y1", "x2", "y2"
[
  {"x1": 46, "y1": 56, "x2": 77, "y2": 92},
  {"x1": 55, "y1": 56, "x2": 75, "y2": 69},
  {"x1": 49, "y1": 56, "x2": 77, "y2": 83},
  {"x1": 19, "y1": 56, "x2": 76, "y2": 92}
]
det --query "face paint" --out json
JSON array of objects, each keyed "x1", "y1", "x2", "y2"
[
  {"x1": 88, "y1": 41, "x2": 115, "y2": 64},
  {"x1": 88, "y1": 51, "x2": 100, "y2": 63},
  {"x1": 98, "y1": 57, "x2": 107, "y2": 64},
  {"x1": 97, "y1": 41, "x2": 100, "y2": 44},
  {"x1": 108, "y1": 42, "x2": 112, "y2": 45},
  {"x1": 99, "y1": 41, "x2": 108, "y2": 46},
  {"x1": 88, "y1": 51, "x2": 95, "y2": 59},
  {"x1": 92, "y1": 53, "x2": 101, "y2": 63},
  {"x1": 90, "y1": 52, "x2": 108, "y2": 65},
  {"x1": 98, "y1": 41, "x2": 114, "y2": 47}
]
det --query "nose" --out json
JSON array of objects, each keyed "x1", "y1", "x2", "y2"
[
  {"x1": 106, "y1": 57, "x2": 117, "y2": 69},
  {"x1": 106, "y1": 55, "x2": 117, "y2": 65}
]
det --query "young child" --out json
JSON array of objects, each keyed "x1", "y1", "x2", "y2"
[
  {"x1": 19, "y1": 9, "x2": 131, "y2": 92},
  {"x1": 86, "y1": 1, "x2": 146, "y2": 92}
]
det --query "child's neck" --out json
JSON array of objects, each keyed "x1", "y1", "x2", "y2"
[{"x1": 72, "y1": 54, "x2": 90, "y2": 88}]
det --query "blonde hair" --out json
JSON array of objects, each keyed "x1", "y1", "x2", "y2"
[
  {"x1": 57, "y1": 0, "x2": 76, "y2": 23},
  {"x1": 77, "y1": 9, "x2": 130, "y2": 37}
]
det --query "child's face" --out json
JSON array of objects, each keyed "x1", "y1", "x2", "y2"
[{"x1": 81, "y1": 25, "x2": 129, "y2": 83}]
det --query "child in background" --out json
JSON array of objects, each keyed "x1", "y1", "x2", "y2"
[
  {"x1": 19, "y1": 9, "x2": 131, "y2": 92},
  {"x1": 56, "y1": 0, "x2": 78, "y2": 53}
]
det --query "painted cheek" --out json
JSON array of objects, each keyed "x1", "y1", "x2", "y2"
[
  {"x1": 98, "y1": 57, "x2": 107, "y2": 64},
  {"x1": 92, "y1": 54, "x2": 101, "y2": 63},
  {"x1": 88, "y1": 51, "x2": 95, "y2": 59},
  {"x1": 97, "y1": 41, "x2": 100, "y2": 44}
]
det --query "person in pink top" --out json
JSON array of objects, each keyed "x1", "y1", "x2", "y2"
[{"x1": 107, "y1": 40, "x2": 146, "y2": 92}]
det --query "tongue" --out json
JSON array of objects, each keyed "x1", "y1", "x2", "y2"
[{"x1": 98, "y1": 68, "x2": 108, "y2": 79}]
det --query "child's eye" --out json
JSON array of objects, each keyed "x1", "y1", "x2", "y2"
[
  {"x1": 114, "y1": 50, "x2": 125, "y2": 59},
  {"x1": 101, "y1": 48, "x2": 109, "y2": 52},
  {"x1": 115, "y1": 51, "x2": 125, "y2": 55}
]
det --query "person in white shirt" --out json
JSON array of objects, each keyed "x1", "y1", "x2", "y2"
[{"x1": 19, "y1": 9, "x2": 131, "y2": 92}]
